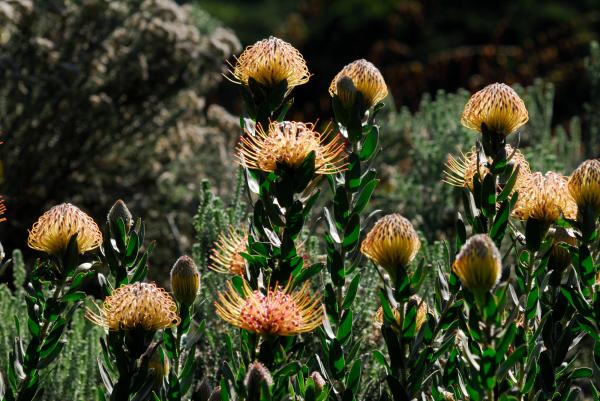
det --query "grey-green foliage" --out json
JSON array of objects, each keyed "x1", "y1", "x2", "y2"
[
  {"x1": 0, "y1": 250, "x2": 103, "y2": 401},
  {"x1": 376, "y1": 78, "x2": 588, "y2": 242}
]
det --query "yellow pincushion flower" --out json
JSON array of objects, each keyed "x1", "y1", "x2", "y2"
[
  {"x1": 453, "y1": 234, "x2": 502, "y2": 295},
  {"x1": 209, "y1": 226, "x2": 248, "y2": 276},
  {"x1": 215, "y1": 279, "x2": 322, "y2": 336},
  {"x1": 87, "y1": 282, "x2": 180, "y2": 332},
  {"x1": 360, "y1": 214, "x2": 421, "y2": 271},
  {"x1": 236, "y1": 121, "x2": 346, "y2": 175},
  {"x1": 170, "y1": 255, "x2": 200, "y2": 306},
  {"x1": 28, "y1": 203, "x2": 103, "y2": 256},
  {"x1": 329, "y1": 59, "x2": 388, "y2": 109},
  {"x1": 512, "y1": 172, "x2": 577, "y2": 224},
  {"x1": 568, "y1": 159, "x2": 600, "y2": 217},
  {"x1": 461, "y1": 83, "x2": 529, "y2": 136},
  {"x1": 375, "y1": 295, "x2": 428, "y2": 332},
  {"x1": 444, "y1": 145, "x2": 530, "y2": 191},
  {"x1": 229, "y1": 36, "x2": 310, "y2": 94}
]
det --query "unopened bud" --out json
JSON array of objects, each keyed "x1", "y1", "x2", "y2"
[
  {"x1": 170, "y1": 255, "x2": 200, "y2": 306},
  {"x1": 108, "y1": 199, "x2": 133, "y2": 236},
  {"x1": 147, "y1": 347, "x2": 169, "y2": 389},
  {"x1": 244, "y1": 361, "x2": 273, "y2": 393},
  {"x1": 309, "y1": 371, "x2": 326, "y2": 392}
]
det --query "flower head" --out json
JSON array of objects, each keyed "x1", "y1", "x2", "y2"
[
  {"x1": 461, "y1": 83, "x2": 529, "y2": 136},
  {"x1": 87, "y1": 282, "x2": 180, "y2": 332},
  {"x1": 568, "y1": 159, "x2": 600, "y2": 217},
  {"x1": 237, "y1": 121, "x2": 346, "y2": 175},
  {"x1": 170, "y1": 255, "x2": 200, "y2": 306},
  {"x1": 215, "y1": 279, "x2": 322, "y2": 336},
  {"x1": 453, "y1": 234, "x2": 502, "y2": 295},
  {"x1": 444, "y1": 145, "x2": 530, "y2": 191},
  {"x1": 209, "y1": 226, "x2": 248, "y2": 275},
  {"x1": 244, "y1": 361, "x2": 274, "y2": 390},
  {"x1": 375, "y1": 295, "x2": 428, "y2": 332},
  {"x1": 28, "y1": 203, "x2": 103, "y2": 256},
  {"x1": 229, "y1": 36, "x2": 310, "y2": 93},
  {"x1": 107, "y1": 199, "x2": 133, "y2": 236},
  {"x1": 329, "y1": 59, "x2": 388, "y2": 109},
  {"x1": 512, "y1": 172, "x2": 577, "y2": 223},
  {"x1": 0, "y1": 196, "x2": 6, "y2": 223},
  {"x1": 360, "y1": 214, "x2": 420, "y2": 271}
]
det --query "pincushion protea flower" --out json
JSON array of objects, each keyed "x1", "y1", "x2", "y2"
[
  {"x1": 236, "y1": 121, "x2": 346, "y2": 175},
  {"x1": 215, "y1": 279, "x2": 322, "y2": 336},
  {"x1": 512, "y1": 172, "x2": 577, "y2": 223},
  {"x1": 453, "y1": 234, "x2": 502, "y2": 295},
  {"x1": 360, "y1": 214, "x2": 421, "y2": 272},
  {"x1": 461, "y1": 83, "x2": 529, "y2": 136},
  {"x1": 170, "y1": 255, "x2": 200, "y2": 306},
  {"x1": 444, "y1": 145, "x2": 530, "y2": 191},
  {"x1": 87, "y1": 282, "x2": 180, "y2": 331},
  {"x1": 209, "y1": 226, "x2": 248, "y2": 275},
  {"x1": 375, "y1": 295, "x2": 428, "y2": 332},
  {"x1": 27, "y1": 203, "x2": 103, "y2": 256},
  {"x1": 329, "y1": 59, "x2": 388, "y2": 109},
  {"x1": 0, "y1": 196, "x2": 6, "y2": 223},
  {"x1": 229, "y1": 36, "x2": 310, "y2": 93},
  {"x1": 568, "y1": 159, "x2": 600, "y2": 217}
]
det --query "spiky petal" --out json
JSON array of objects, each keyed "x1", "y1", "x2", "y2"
[
  {"x1": 236, "y1": 121, "x2": 346, "y2": 175},
  {"x1": 461, "y1": 83, "x2": 529, "y2": 136},
  {"x1": 512, "y1": 172, "x2": 577, "y2": 223},
  {"x1": 28, "y1": 203, "x2": 102, "y2": 256},
  {"x1": 229, "y1": 36, "x2": 310, "y2": 94},
  {"x1": 87, "y1": 282, "x2": 180, "y2": 332},
  {"x1": 209, "y1": 226, "x2": 248, "y2": 276},
  {"x1": 215, "y1": 279, "x2": 322, "y2": 336}
]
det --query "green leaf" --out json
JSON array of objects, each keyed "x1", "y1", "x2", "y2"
[
  {"x1": 328, "y1": 339, "x2": 345, "y2": 380},
  {"x1": 497, "y1": 164, "x2": 520, "y2": 203},
  {"x1": 359, "y1": 126, "x2": 378, "y2": 161},
  {"x1": 353, "y1": 178, "x2": 378, "y2": 214},
  {"x1": 62, "y1": 291, "x2": 86, "y2": 303},
  {"x1": 490, "y1": 200, "x2": 510, "y2": 243},
  {"x1": 345, "y1": 153, "x2": 361, "y2": 191},
  {"x1": 341, "y1": 274, "x2": 360, "y2": 310},
  {"x1": 342, "y1": 213, "x2": 360, "y2": 251},
  {"x1": 345, "y1": 360, "x2": 362, "y2": 394},
  {"x1": 292, "y1": 263, "x2": 323, "y2": 288},
  {"x1": 336, "y1": 310, "x2": 353, "y2": 345},
  {"x1": 497, "y1": 345, "x2": 526, "y2": 379},
  {"x1": 481, "y1": 173, "x2": 497, "y2": 218}
]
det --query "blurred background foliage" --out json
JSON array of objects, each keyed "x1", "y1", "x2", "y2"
[{"x1": 1, "y1": 0, "x2": 599, "y2": 278}]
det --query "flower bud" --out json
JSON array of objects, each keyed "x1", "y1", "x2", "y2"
[
  {"x1": 244, "y1": 361, "x2": 273, "y2": 395},
  {"x1": 568, "y1": 159, "x2": 600, "y2": 218},
  {"x1": 170, "y1": 255, "x2": 200, "y2": 306},
  {"x1": 309, "y1": 371, "x2": 326, "y2": 393},
  {"x1": 329, "y1": 59, "x2": 388, "y2": 110},
  {"x1": 360, "y1": 214, "x2": 420, "y2": 283},
  {"x1": 548, "y1": 228, "x2": 576, "y2": 271},
  {"x1": 453, "y1": 234, "x2": 502, "y2": 295},
  {"x1": 147, "y1": 346, "x2": 169, "y2": 389},
  {"x1": 107, "y1": 199, "x2": 133, "y2": 237},
  {"x1": 461, "y1": 83, "x2": 529, "y2": 136}
]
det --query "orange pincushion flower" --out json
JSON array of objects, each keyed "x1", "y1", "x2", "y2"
[
  {"x1": 512, "y1": 172, "x2": 577, "y2": 223},
  {"x1": 27, "y1": 203, "x2": 102, "y2": 256},
  {"x1": 0, "y1": 196, "x2": 6, "y2": 223},
  {"x1": 461, "y1": 83, "x2": 529, "y2": 136},
  {"x1": 236, "y1": 121, "x2": 346, "y2": 175},
  {"x1": 229, "y1": 36, "x2": 310, "y2": 93},
  {"x1": 360, "y1": 214, "x2": 420, "y2": 270},
  {"x1": 329, "y1": 59, "x2": 388, "y2": 109},
  {"x1": 87, "y1": 282, "x2": 180, "y2": 332},
  {"x1": 444, "y1": 145, "x2": 530, "y2": 192},
  {"x1": 209, "y1": 226, "x2": 248, "y2": 275},
  {"x1": 215, "y1": 279, "x2": 322, "y2": 336},
  {"x1": 453, "y1": 234, "x2": 502, "y2": 295},
  {"x1": 568, "y1": 159, "x2": 600, "y2": 217}
]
